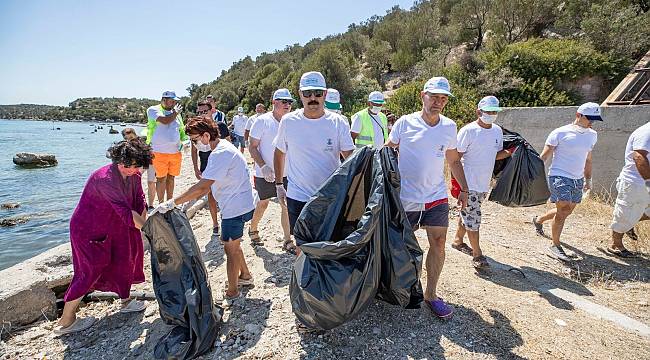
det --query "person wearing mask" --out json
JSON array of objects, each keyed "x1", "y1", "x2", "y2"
[
  {"x1": 451, "y1": 96, "x2": 513, "y2": 269},
  {"x1": 532, "y1": 102, "x2": 601, "y2": 261},
  {"x1": 146, "y1": 91, "x2": 188, "y2": 203},
  {"x1": 385, "y1": 76, "x2": 469, "y2": 319},
  {"x1": 273, "y1": 72, "x2": 355, "y2": 253},
  {"x1": 608, "y1": 122, "x2": 650, "y2": 257},
  {"x1": 248, "y1": 89, "x2": 294, "y2": 250},
  {"x1": 350, "y1": 91, "x2": 388, "y2": 148},
  {"x1": 153, "y1": 117, "x2": 255, "y2": 306},
  {"x1": 231, "y1": 106, "x2": 248, "y2": 152},
  {"x1": 54, "y1": 140, "x2": 152, "y2": 334}
]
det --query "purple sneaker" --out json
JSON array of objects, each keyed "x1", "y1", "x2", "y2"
[{"x1": 425, "y1": 298, "x2": 454, "y2": 319}]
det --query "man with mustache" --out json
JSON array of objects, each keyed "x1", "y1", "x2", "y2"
[{"x1": 273, "y1": 71, "x2": 355, "y2": 253}]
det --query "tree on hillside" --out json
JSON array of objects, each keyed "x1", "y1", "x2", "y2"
[
  {"x1": 451, "y1": 0, "x2": 492, "y2": 50},
  {"x1": 490, "y1": 0, "x2": 558, "y2": 43},
  {"x1": 299, "y1": 43, "x2": 356, "y2": 100},
  {"x1": 365, "y1": 39, "x2": 392, "y2": 83}
]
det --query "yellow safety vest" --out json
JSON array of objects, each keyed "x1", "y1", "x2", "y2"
[
  {"x1": 353, "y1": 109, "x2": 388, "y2": 147},
  {"x1": 146, "y1": 104, "x2": 188, "y2": 145}
]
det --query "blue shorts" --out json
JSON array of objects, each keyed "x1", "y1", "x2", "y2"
[
  {"x1": 232, "y1": 134, "x2": 245, "y2": 148},
  {"x1": 287, "y1": 197, "x2": 307, "y2": 235},
  {"x1": 549, "y1": 175, "x2": 584, "y2": 204},
  {"x1": 221, "y1": 209, "x2": 254, "y2": 242},
  {"x1": 406, "y1": 202, "x2": 450, "y2": 228}
]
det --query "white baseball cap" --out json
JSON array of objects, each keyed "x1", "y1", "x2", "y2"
[
  {"x1": 477, "y1": 96, "x2": 502, "y2": 112},
  {"x1": 325, "y1": 88, "x2": 341, "y2": 110},
  {"x1": 237, "y1": 106, "x2": 244, "y2": 113},
  {"x1": 577, "y1": 102, "x2": 603, "y2": 121},
  {"x1": 299, "y1": 71, "x2": 327, "y2": 91},
  {"x1": 161, "y1": 90, "x2": 180, "y2": 100},
  {"x1": 368, "y1": 91, "x2": 385, "y2": 104},
  {"x1": 423, "y1": 77, "x2": 453, "y2": 97},
  {"x1": 273, "y1": 88, "x2": 293, "y2": 100}
]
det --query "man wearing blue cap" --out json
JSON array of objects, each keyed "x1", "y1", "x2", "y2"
[
  {"x1": 248, "y1": 89, "x2": 294, "y2": 249},
  {"x1": 451, "y1": 96, "x2": 513, "y2": 269},
  {"x1": 386, "y1": 76, "x2": 469, "y2": 319},
  {"x1": 533, "y1": 102, "x2": 601, "y2": 261},
  {"x1": 273, "y1": 71, "x2": 355, "y2": 254},
  {"x1": 350, "y1": 91, "x2": 389, "y2": 148}
]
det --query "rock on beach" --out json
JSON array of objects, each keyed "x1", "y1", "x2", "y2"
[{"x1": 13, "y1": 153, "x2": 58, "y2": 168}]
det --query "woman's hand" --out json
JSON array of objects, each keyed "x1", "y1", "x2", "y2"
[{"x1": 131, "y1": 210, "x2": 146, "y2": 229}]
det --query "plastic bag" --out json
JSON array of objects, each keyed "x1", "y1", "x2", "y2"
[
  {"x1": 142, "y1": 210, "x2": 222, "y2": 360},
  {"x1": 290, "y1": 147, "x2": 423, "y2": 330},
  {"x1": 489, "y1": 128, "x2": 550, "y2": 207}
]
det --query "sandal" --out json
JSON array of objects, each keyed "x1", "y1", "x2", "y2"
[
  {"x1": 472, "y1": 255, "x2": 489, "y2": 269},
  {"x1": 249, "y1": 230, "x2": 264, "y2": 247},
  {"x1": 223, "y1": 291, "x2": 242, "y2": 307},
  {"x1": 606, "y1": 247, "x2": 637, "y2": 258},
  {"x1": 626, "y1": 228, "x2": 639, "y2": 241},
  {"x1": 224, "y1": 276, "x2": 255, "y2": 288},
  {"x1": 282, "y1": 240, "x2": 297, "y2": 255},
  {"x1": 451, "y1": 243, "x2": 473, "y2": 256},
  {"x1": 120, "y1": 299, "x2": 146, "y2": 313},
  {"x1": 53, "y1": 317, "x2": 97, "y2": 335}
]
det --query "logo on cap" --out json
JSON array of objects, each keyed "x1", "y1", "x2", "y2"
[{"x1": 423, "y1": 77, "x2": 453, "y2": 96}]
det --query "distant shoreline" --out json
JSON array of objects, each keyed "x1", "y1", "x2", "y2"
[{"x1": 1, "y1": 118, "x2": 146, "y2": 125}]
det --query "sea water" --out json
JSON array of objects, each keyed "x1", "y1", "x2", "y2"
[{"x1": 0, "y1": 119, "x2": 145, "y2": 270}]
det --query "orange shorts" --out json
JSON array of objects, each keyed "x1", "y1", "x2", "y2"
[{"x1": 152, "y1": 152, "x2": 182, "y2": 178}]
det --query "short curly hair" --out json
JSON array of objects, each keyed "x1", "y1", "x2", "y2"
[{"x1": 107, "y1": 140, "x2": 153, "y2": 169}]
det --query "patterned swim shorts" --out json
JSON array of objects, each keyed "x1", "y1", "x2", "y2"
[{"x1": 460, "y1": 191, "x2": 487, "y2": 231}]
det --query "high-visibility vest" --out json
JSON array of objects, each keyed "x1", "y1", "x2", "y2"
[
  {"x1": 353, "y1": 109, "x2": 388, "y2": 147},
  {"x1": 146, "y1": 104, "x2": 188, "y2": 145}
]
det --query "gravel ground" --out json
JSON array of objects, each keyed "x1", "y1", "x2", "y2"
[{"x1": 2, "y1": 149, "x2": 649, "y2": 359}]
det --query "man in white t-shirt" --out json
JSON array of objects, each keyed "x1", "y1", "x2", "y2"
[
  {"x1": 146, "y1": 90, "x2": 188, "y2": 203},
  {"x1": 451, "y1": 96, "x2": 513, "y2": 269},
  {"x1": 385, "y1": 76, "x2": 469, "y2": 319},
  {"x1": 154, "y1": 117, "x2": 256, "y2": 307},
  {"x1": 350, "y1": 91, "x2": 388, "y2": 148},
  {"x1": 231, "y1": 107, "x2": 248, "y2": 153},
  {"x1": 533, "y1": 102, "x2": 601, "y2": 261},
  {"x1": 609, "y1": 122, "x2": 650, "y2": 258},
  {"x1": 248, "y1": 89, "x2": 294, "y2": 249},
  {"x1": 244, "y1": 103, "x2": 266, "y2": 144},
  {"x1": 273, "y1": 71, "x2": 355, "y2": 254}
]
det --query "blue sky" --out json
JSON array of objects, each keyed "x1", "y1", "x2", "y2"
[{"x1": 0, "y1": 0, "x2": 414, "y2": 106}]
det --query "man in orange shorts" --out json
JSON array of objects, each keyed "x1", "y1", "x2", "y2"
[{"x1": 146, "y1": 90, "x2": 188, "y2": 202}]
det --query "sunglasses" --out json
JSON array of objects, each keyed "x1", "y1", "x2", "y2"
[
  {"x1": 197, "y1": 110, "x2": 209, "y2": 115},
  {"x1": 277, "y1": 99, "x2": 293, "y2": 105},
  {"x1": 301, "y1": 90, "x2": 324, "y2": 98}
]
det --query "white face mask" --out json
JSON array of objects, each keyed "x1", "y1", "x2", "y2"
[
  {"x1": 480, "y1": 113, "x2": 497, "y2": 124},
  {"x1": 370, "y1": 106, "x2": 383, "y2": 114}
]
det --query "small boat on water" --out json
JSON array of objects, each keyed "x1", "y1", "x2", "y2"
[{"x1": 108, "y1": 126, "x2": 119, "y2": 134}]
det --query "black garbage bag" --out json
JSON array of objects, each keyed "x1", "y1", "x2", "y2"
[
  {"x1": 489, "y1": 127, "x2": 550, "y2": 207},
  {"x1": 142, "y1": 210, "x2": 222, "y2": 359},
  {"x1": 290, "y1": 147, "x2": 423, "y2": 330}
]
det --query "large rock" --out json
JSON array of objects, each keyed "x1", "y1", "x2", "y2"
[
  {"x1": 0, "y1": 244, "x2": 73, "y2": 330},
  {"x1": 13, "y1": 153, "x2": 58, "y2": 168},
  {"x1": 0, "y1": 215, "x2": 29, "y2": 227}
]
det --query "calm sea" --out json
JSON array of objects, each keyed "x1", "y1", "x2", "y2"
[{"x1": 0, "y1": 119, "x2": 146, "y2": 270}]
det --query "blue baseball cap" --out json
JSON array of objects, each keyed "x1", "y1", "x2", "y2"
[{"x1": 161, "y1": 91, "x2": 180, "y2": 100}]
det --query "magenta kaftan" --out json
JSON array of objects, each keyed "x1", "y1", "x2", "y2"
[{"x1": 64, "y1": 164, "x2": 147, "y2": 301}]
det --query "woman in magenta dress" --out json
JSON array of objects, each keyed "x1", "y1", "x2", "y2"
[{"x1": 55, "y1": 140, "x2": 152, "y2": 335}]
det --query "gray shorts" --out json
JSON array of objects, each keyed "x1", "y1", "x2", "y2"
[
  {"x1": 145, "y1": 166, "x2": 156, "y2": 183},
  {"x1": 460, "y1": 191, "x2": 487, "y2": 231}
]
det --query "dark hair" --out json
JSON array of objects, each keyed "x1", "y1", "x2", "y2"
[
  {"x1": 197, "y1": 101, "x2": 213, "y2": 110},
  {"x1": 107, "y1": 140, "x2": 153, "y2": 169},
  {"x1": 121, "y1": 127, "x2": 136, "y2": 139},
  {"x1": 185, "y1": 117, "x2": 219, "y2": 141}
]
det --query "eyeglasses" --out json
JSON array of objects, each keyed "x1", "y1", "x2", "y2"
[
  {"x1": 197, "y1": 110, "x2": 209, "y2": 115},
  {"x1": 301, "y1": 90, "x2": 324, "y2": 98},
  {"x1": 277, "y1": 99, "x2": 293, "y2": 105}
]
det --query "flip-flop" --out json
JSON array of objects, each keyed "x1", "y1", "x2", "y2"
[
  {"x1": 606, "y1": 247, "x2": 637, "y2": 258},
  {"x1": 282, "y1": 240, "x2": 297, "y2": 255},
  {"x1": 53, "y1": 317, "x2": 97, "y2": 335},
  {"x1": 224, "y1": 276, "x2": 255, "y2": 288},
  {"x1": 249, "y1": 230, "x2": 264, "y2": 247},
  {"x1": 120, "y1": 299, "x2": 146, "y2": 313},
  {"x1": 472, "y1": 255, "x2": 490, "y2": 269},
  {"x1": 451, "y1": 243, "x2": 473, "y2": 255},
  {"x1": 223, "y1": 291, "x2": 242, "y2": 307}
]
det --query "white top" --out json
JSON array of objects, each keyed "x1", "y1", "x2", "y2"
[
  {"x1": 201, "y1": 141, "x2": 256, "y2": 219},
  {"x1": 249, "y1": 111, "x2": 285, "y2": 178},
  {"x1": 619, "y1": 122, "x2": 650, "y2": 185},
  {"x1": 388, "y1": 112, "x2": 457, "y2": 204},
  {"x1": 457, "y1": 121, "x2": 503, "y2": 193},
  {"x1": 273, "y1": 109, "x2": 355, "y2": 202},
  {"x1": 147, "y1": 105, "x2": 182, "y2": 154},
  {"x1": 546, "y1": 124, "x2": 597, "y2": 179},
  {"x1": 350, "y1": 110, "x2": 386, "y2": 148},
  {"x1": 245, "y1": 114, "x2": 260, "y2": 131},
  {"x1": 232, "y1": 114, "x2": 248, "y2": 136}
]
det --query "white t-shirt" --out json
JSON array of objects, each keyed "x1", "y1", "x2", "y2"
[
  {"x1": 619, "y1": 122, "x2": 650, "y2": 185},
  {"x1": 273, "y1": 109, "x2": 355, "y2": 202},
  {"x1": 201, "y1": 140, "x2": 256, "y2": 219},
  {"x1": 232, "y1": 114, "x2": 248, "y2": 136},
  {"x1": 546, "y1": 124, "x2": 597, "y2": 179},
  {"x1": 245, "y1": 114, "x2": 261, "y2": 132},
  {"x1": 249, "y1": 111, "x2": 285, "y2": 178},
  {"x1": 147, "y1": 105, "x2": 182, "y2": 154},
  {"x1": 457, "y1": 121, "x2": 503, "y2": 193},
  {"x1": 350, "y1": 110, "x2": 386, "y2": 148},
  {"x1": 388, "y1": 112, "x2": 457, "y2": 204}
]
